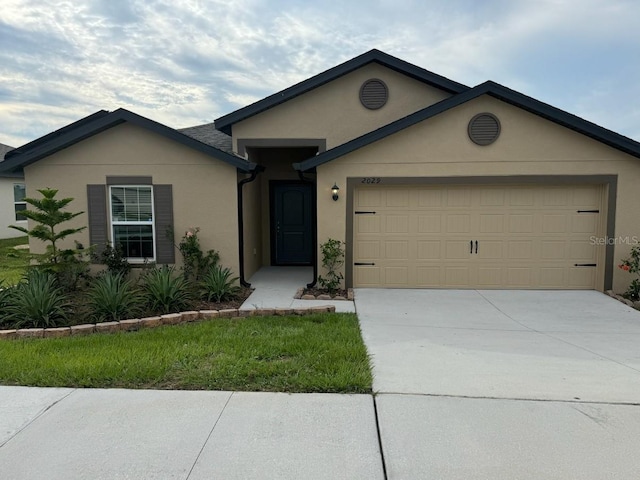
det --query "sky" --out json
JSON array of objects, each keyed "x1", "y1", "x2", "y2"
[{"x1": 1, "y1": 0, "x2": 639, "y2": 148}]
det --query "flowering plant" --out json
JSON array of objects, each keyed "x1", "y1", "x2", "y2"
[
  {"x1": 178, "y1": 227, "x2": 219, "y2": 283},
  {"x1": 618, "y1": 246, "x2": 640, "y2": 300}
]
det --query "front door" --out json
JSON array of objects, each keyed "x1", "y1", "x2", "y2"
[{"x1": 271, "y1": 182, "x2": 313, "y2": 265}]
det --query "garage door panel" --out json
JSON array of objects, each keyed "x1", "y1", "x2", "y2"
[
  {"x1": 384, "y1": 266, "x2": 409, "y2": 286},
  {"x1": 446, "y1": 215, "x2": 471, "y2": 233},
  {"x1": 572, "y1": 215, "x2": 598, "y2": 233},
  {"x1": 418, "y1": 215, "x2": 442, "y2": 233},
  {"x1": 479, "y1": 214, "x2": 505, "y2": 233},
  {"x1": 542, "y1": 215, "x2": 568, "y2": 233},
  {"x1": 353, "y1": 184, "x2": 604, "y2": 289},
  {"x1": 445, "y1": 267, "x2": 470, "y2": 286},
  {"x1": 385, "y1": 215, "x2": 409, "y2": 233},
  {"x1": 385, "y1": 241, "x2": 409, "y2": 260},
  {"x1": 354, "y1": 266, "x2": 380, "y2": 287},
  {"x1": 477, "y1": 267, "x2": 503, "y2": 286},
  {"x1": 508, "y1": 215, "x2": 534, "y2": 233},
  {"x1": 569, "y1": 267, "x2": 595, "y2": 287},
  {"x1": 508, "y1": 241, "x2": 533, "y2": 259}
]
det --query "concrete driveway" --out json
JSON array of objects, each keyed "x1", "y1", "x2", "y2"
[{"x1": 355, "y1": 289, "x2": 640, "y2": 479}]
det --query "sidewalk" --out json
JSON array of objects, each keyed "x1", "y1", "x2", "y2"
[{"x1": 0, "y1": 386, "x2": 383, "y2": 480}]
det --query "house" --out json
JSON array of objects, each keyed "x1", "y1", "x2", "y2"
[
  {"x1": 0, "y1": 142, "x2": 27, "y2": 239},
  {"x1": 1, "y1": 49, "x2": 639, "y2": 293}
]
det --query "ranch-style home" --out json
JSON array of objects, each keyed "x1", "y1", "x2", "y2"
[{"x1": 1, "y1": 49, "x2": 639, "y2": 292}]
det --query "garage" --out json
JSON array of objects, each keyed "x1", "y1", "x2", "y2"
[{"x1": 353, "y1": 183, "x2": 607, "y2": 289}]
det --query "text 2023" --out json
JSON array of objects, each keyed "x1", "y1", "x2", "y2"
[{"x1": 361, "y1": 178, "x2": 381, "y2": 184}]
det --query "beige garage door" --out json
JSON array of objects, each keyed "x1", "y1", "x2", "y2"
[{"x1": 353, "y1": 184, "x2": 606, "y2": 289}]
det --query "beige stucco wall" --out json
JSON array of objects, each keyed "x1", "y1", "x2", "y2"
[
  {"x1": 24, "y1": 122, "x2": 240, "y2": 274},
  {"x1": 316, "y1": 95, "x2": 640, "y2": 293},
  {"x1": 232, "y1": 63, "x2": 452, "y2": 152}
]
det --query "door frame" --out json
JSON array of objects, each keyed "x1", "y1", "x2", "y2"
[{"x1": 269, "y1": 180, "x2": 315, "y2": 266}]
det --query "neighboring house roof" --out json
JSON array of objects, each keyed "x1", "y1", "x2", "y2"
[
  {"x1": 0, "y1": 142, "x2": 22, "y2": 178},
  {"x1": 0, "y1": 109, "x2": 256, "y2": 174},
  {"x1": 214, "y1": 48, "x2": 470, "y2": 135},
  {"x1": 294, "y1": 80, "x2": 640, "y2": 172},
  {"x1": 178, "y1": 122, "x2": 233, "y2": 154}
]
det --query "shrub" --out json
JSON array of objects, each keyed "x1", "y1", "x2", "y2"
[
  {"x1": 4, "y1": 269, "x2": 69, "y2": 328},
  {"x1": 177, "y1": 227, "x2": 219, "y2": 283},
  {"x1": 142, "y1": 266, "x2": 191, "y2": 314},
  {"x1": 0, "y1": 282, "x2": 17, "y2": 328},
  {"x1": 317, "y1": 238, "x2": 345, "y2": 295},
  {"x1": 88, "y1": 272, "x2": 145, "y2": 322},
  {"x1": 619, "y1": 246, "x2": 640, "y2": 300},
  {"x1": 201, "y1": 265, "x2": 241, "y2": 303},
  {"x1": 93, "y1": 243, "x2": 132, "y2": 277}
]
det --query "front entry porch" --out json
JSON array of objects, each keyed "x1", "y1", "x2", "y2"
[{"x1": 239, "y1": 267, "x2": 355, "y2": 313}]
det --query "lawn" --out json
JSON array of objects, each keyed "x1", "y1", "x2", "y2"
[
  {"x1": 0, "y1": 236, "x2": 30, "y2": 285},
  {"x1": 0, "y1": 313, "x2": 373, "y2": 393}
]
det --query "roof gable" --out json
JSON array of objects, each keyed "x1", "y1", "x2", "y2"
[
  {"x1": 214, "y1": 49, "x2": 469, "y2": 135},
  {"x1": 0, "y1": 109, "x2": 256, "y2": 175},
  {"x1": 294, "y1": 81, "x2": 640, "y2": 171}
]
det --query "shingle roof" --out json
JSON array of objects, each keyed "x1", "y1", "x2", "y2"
[
  {"x1": 178, "y1": 123, "x2": 233, "y2": 154},
  {"x1": 0, "y1": 142, "x2": 22, "y2": 178},
  {"x1": 0, "y1": 109, "x2": 256, "y2": 175},
  {"x1": 294, "y1": 80, "x2": 640, "y2": 171}
]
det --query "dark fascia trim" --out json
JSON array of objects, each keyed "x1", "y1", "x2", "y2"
[
  {"x1": 294, "y1": 81, "x2": 640, "y2": 172},
  {"x1": 214, "y1": 49, "x2": 469, "y2": 135},
  {"x1": 237, "y1": 138, "x2": 327, "y2": 157},
  {"x1": 0, "y1": 108, "x2": 258, "y2": 175}
]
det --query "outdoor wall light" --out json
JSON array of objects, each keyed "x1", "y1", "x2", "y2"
[{"x1": 331, "y1": 183, "x2": 340, "y2": 201}]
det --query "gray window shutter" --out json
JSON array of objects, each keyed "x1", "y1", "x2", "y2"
[
  {"x1": 154, "y1": 184, "x2": 175, "y2": 264},
  {"x1": 87, "y1": 184, "x2": 108, "y2": 261}
]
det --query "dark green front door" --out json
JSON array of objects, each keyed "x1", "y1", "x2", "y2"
[{"x1": 271, "y1": 182, "x2": 313, "y2": 265}]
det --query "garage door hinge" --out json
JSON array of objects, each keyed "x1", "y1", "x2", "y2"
[
  {"x1": 574, "y1": 263, "x2": 597, "y2": 267},
  {"x1": 354, "y1": 262, "x2": 376, "y2": 266},
  {"x1": 355, "y1": 211, "x2": 376, "y2": 214},
  {"x1": 577, "y1": 210, "x2": 599, "y2": 213}
]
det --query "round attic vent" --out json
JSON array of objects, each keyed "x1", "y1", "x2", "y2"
[
  {"x1": 468, "y1": 113, "x2": 501, "y2": 145},
  {"x1": 360, "y1": 79, "x2": 388, "y2": 110}
]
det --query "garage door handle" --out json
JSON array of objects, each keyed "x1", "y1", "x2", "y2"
[
  {"x1": 470, "y1": 240, "x2": 473, "y2": 254},
  {"x1": 354, "y1": 262, "x2": 375, "y2": 266},
  {"x1": 574, "y1": 263, "x2": 597, "y2": 267},
  {"x1": 475, "y1": 241, "x2": 478, "y2": 254}
]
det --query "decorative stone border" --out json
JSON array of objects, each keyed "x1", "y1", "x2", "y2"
[
  {"x1": 0, "y1": 305, "x2": 337, "y2": 341},
  {"x1": 294, "y1": 288, "x2": 354, "y2": 301},
  {"x1": 605, "y1": 290, "x2": 640, "y2": 310}
]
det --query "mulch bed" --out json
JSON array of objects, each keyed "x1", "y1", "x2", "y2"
[{"x1": 302, "y1": 287, "x2": 348, "y2": 299}]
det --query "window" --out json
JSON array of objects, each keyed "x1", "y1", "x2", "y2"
[
  {"x1": 109, "y1": 186, "x2": 155, "y2": 260},
  {"x1": 14, "y1": 183, "x2": 27, "y2": 221}
]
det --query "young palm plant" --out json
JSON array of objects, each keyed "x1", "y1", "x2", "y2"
[
  {"x1": 201, "y1": 265, "x2": 241, "y2": 303},
  {"x1": 5, "y1": 269, "x2": 70, "y2": 328},
  {"x1": 88, "y1": 272, "x2": 145, "y2": 322},
  {"x1": 142, "y1": 266, "x2": 191, "y2": 314}
]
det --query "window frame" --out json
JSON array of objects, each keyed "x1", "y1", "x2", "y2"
[
  {"x1": 13, "y1": 183, "x2": 27, "y2": 222},
  {"x1": 108, "y1": 184, "x2": 156, "y2": 263}
]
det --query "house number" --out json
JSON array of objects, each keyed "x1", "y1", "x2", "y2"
[{"x1": 361, "y1": 177, "x2": 381, "y2": 184}]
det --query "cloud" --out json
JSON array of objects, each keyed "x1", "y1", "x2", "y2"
[{"x1": 0, "y1": 0, "x2": 638, "y2": 147}]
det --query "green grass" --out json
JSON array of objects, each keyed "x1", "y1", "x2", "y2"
[
  {"x1": 0, "y1": 236, "x2": 30, "y2": 285},
  {"x1": 0, "y1": 313, "x2": 373, "y2": 393}
]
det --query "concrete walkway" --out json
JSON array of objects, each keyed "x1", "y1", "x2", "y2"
[
  {"x1": 0, "y1": 387, "x2": 383, "y2": 480},
  {"x1": 240, "y1": 266, "x2": 355, "y2": 313}
]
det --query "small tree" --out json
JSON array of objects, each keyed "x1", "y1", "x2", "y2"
[
  {"x1": 10, "y1": 188, "x2": 86, "y2": 265},
  {"x1": 317, "y1": 238, "x2": 345, "y2": 295}
]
